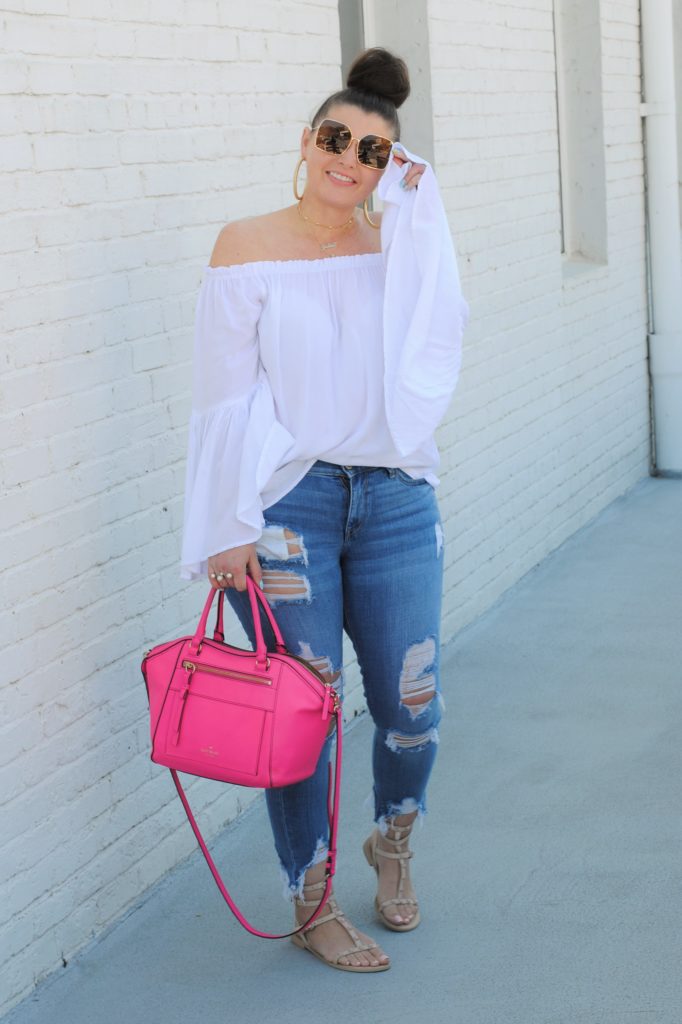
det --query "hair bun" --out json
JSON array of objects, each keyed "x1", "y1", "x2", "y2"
[{"x1": 346, "y1": 47, "x2": 410, "y2": 109}]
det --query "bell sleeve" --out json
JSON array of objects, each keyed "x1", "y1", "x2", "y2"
[
  {"x1": 179, "y1": 269, "x2": 295, "y2": 581},
  {"x1": 378, "y1": 142, "x2": 471, "y2": 457}
]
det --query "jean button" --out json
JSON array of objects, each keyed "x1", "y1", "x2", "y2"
[{"x1": 343, "y1": 465, "x2": 353, "y2": 470}]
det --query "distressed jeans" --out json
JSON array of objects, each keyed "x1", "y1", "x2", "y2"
[{"x1": 224, "y1": 460, "x2": 445, "y2": 898}]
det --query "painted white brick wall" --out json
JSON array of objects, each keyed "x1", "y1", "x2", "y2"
[
  {"x1": 0, "y1": 2, "x2": 346, "y2": 1014},
  {"x1": 428, "y1": 0, "x2": 650, "y2": 639},
  {"x1": 0, "y1": 0, "x2": 651, "y2": 1014}
]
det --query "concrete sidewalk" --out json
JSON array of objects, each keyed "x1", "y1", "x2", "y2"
[{"x1": 5, "y1": 476, "x2": 682, "y2": 1024}]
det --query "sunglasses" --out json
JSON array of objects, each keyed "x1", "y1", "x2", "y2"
[{"x1": 314, "y1": 118, "x2": 395, "y2": 170}]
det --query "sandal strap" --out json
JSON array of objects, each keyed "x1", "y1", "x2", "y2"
[
  {"x1": 384, "y1": 823, "x2": 413, "y2": 838},
  {"x1": 377, "y1": 834, "x2": 412, "y2": 895},
  {"x1": 334, "y1": 942, "x2": 379, "y2": 959},
  {"x1": 296, "y1": 892, "x2": 380, "y2": 959},
  {"x1": 369, "y1": 826, "x2": 418, "y2": 916},
  {"x1": 373, "y1": 846, "x2": 414, "y2": 861},
  {"x1": 300, "y1": 908, "x2": 340, "y2": 929},
  {"x1": 294, "y1": 878, "x2": 331, "y2": 908},
  {"x1": 298, "y1": 878, "x2": 327, "y2": 893},
  {"x1": 378, "y1": 896, "x2": 419, "y2": 909},
  {"x1": 296, "y1": 893, "x2": 347, "y2": 932}
]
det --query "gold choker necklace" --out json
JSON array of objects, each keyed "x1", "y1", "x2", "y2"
[{"x1": 297, "y1": 201, "x2": 356, "y2": 250}]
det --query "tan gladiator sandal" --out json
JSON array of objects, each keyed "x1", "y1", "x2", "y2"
[
  {"x1": 362, "y1": 822, "x2": 421, "y2": 932},
  {"x1": 291, "y1": 878, "x2": 390, "y2": 973}
]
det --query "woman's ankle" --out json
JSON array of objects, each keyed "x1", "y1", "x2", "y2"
[
  {"x1": 294, "y1": 865, "x2": 332, "y2": 922},
  {"x1": 380, "y1": 810, "x2": 418, "y2": 843}
]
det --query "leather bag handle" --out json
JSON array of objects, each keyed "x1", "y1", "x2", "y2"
[
  {"x1": 191, "y1": 577, "x2": 285, "y2": 668},
  {"x1": 213, "y1": 582, "x2": 287, "y2": 653},
  {"x1": 244, "y1": 576, "x2": 288, "y2": 655},
  {"x1": 213, "y1": 592, "x2": 225, "y2": 642}
]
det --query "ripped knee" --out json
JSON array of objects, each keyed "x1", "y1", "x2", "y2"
[
  {"x1": 256, "y1": 525, "x2": 308, "y2": 564},
  {"x1": 399, "y1": 637, "x2": 438, "y2": 718},
  {"x1": 260, "y1": 569, "x2": 311, "y2": 605},
  {"x1": 256, "y1": 525, "x2": 311, "y2": 605},
  {"x1": 297, "y1": 644, "x2": 342, "y2": 734},
  {"x1": 297, "y1": 643, "x2": 342, "y2": 688},
  {"x1": 386, "y1": 727, "x2": 439, "y2": 752}
]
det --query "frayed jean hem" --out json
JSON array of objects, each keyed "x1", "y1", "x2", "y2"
[
  {"x1": 363, "y1": 792, "x2": 426, "y2": 835},
  {"x1": 277, "y1": 836, "x2": 329, "y2": 903}
]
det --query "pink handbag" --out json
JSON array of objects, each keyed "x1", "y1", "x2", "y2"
[{"x1": 140, "y1": 576, "x2": 342, "y2": 938}]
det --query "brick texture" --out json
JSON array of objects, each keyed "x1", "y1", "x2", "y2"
[
  {"x1": 0, "y1": 2, "x2": 344, "y2": 1013},
  {"x1": 429, "y1": 0, "x2": 649, "y2": 640}
]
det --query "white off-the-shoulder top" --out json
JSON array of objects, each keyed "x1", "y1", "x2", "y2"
[{"x1": 180, "y1": 143, "x2": 470, "y2": 580}]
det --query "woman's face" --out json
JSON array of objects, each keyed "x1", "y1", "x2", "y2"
[{"x1": 300, "y1": 102, "x2": 396, "y2": 209}]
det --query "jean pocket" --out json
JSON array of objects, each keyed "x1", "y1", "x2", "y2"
[{"x1": 394, "y1": 468, "x2": 429, "y2": 487}]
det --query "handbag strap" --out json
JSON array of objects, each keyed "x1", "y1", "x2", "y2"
[
  {"x1": 192, "y1": 577, "x2": 287, "y2": 667},
  {"x1": 213, "y1": 581, "x2": 287, "y2": 652},
  {"x1": 213, "y1": 591, "x2": 226, "y2": 642},
  {"x1": 168, "y1": 703, "x2": 343, "y2": 940}
]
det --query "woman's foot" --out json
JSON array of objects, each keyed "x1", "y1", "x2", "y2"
[
  {"x1": 363, "y1": 814, "x2": 421, "y2": 931},
  {"x1": 292, "y1": 868, "x2": 390, "y2": 972}
]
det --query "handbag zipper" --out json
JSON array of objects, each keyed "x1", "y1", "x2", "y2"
[
  {"x1": 280, "y1": 651, "x2": 341, "y2": 719},
  {"x1": 282, "y1": 651, "x2": 329, "y2": 686},
  {"x1": 181, "y1": 660, "x2": 272, "y2": 686}
]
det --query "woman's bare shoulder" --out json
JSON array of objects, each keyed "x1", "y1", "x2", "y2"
[{"x1": 208, "y1": 211, "x2": 287, "y2": 268}]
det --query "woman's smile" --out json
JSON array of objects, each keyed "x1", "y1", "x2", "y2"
[{"x1": 326, "y1": 169, "x2": 357, "y2": 186}]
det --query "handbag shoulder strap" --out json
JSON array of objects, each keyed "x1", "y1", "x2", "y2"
[{"x1": 168, "y1": 705, "x2": 343, "y2": 940}]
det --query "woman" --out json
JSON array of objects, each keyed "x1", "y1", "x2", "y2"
[{"x1": 180, "y1": 47, "x2": 469, "y2": 973}]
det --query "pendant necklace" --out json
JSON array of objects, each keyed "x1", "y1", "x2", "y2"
[{"x1": 297, "y1": 200, "x2": 356, "y2": 251}]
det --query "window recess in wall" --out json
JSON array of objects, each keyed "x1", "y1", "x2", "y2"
[
  {"x1": 338, "y1": 0, "x2": 435, "y2": 220},
  {"x1": 338, "y1": 0, "x2": 374, "y2": 218},
  {"x1": 339, "y1": 0, "x2": 365, "y2": 83},
  {"x1": 553, "y1": 0, "x2": 608, "y2": 271}
]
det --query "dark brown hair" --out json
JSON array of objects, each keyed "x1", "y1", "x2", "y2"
[{"x1": 310, "y1": 47, "x2": 410, "y2": 141}]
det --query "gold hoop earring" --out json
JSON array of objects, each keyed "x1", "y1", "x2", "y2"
[
  {"x1": 363, "y1": 197, "x2": 380, "y2": 229},
  {"x1": 293, "y1": 157, "x2": 305, "y2": 200}
]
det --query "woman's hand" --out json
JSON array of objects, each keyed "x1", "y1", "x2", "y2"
[
  {"x1": 391, "y1": 149, "x2": 426, "y2": 190},
  {"x1": 207, "y1": 543, "x2": 262, "y2": 592}
]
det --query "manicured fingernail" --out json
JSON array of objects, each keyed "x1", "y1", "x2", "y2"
[{"x1": 399, "y1": 178, "x2": 407, "y2": 189}]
